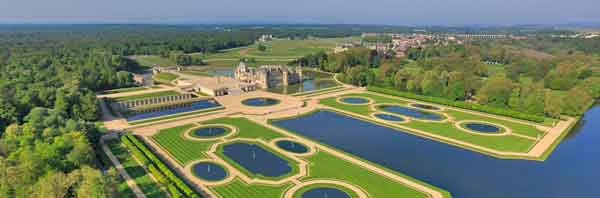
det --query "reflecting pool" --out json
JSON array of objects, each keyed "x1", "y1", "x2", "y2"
[
  {"x1": 340, "y1": 97, "x2": 370, "y2": 104},
  {"x1": 273, "y1": 108, "x2": 600, "y2": 198},
  {"x1": 464, "y1": 123, "x2": 501, "y2": 133},
  {"x1": 222, "y1": 142, "x2": 292, "y2": 177},
  {"x1": 125, "y1": 100, "x2": 220, "y2": 121},
  {"x1": 379, "y1": 105, "x2": 444, "y2": 120},
  {"x1": 302, "y1": 187, "x2": 349, "y2": 198},
  {"x1": 241, "y1": 97, "x2": 280, "y2": 107},
  {"x1": 410, "y1": 103, "x2": 441, "y2": 110},
  {"x1": 276, "y1": 140, "x2": 309, "y2": 154},
  {"x1": 373, "y1": 113, "x2": 405, "y2": 122},
  {"x1": 192, "y1": 162, "x2": 227, "y2": 181},
  {"x1": 192, "y1": 127, "x2": 228, "y2": 137}
]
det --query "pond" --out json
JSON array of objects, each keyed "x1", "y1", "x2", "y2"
[
  {"x1": 267, "y1": 70, "x2": 338, "y2": 95},
  {"x1": 221, "y1": 142, "x2": 292, "y2": 178},
  {"x1": 276, "y1": 140, "x2": 309, "y2": 154},
  {"x1": 241, "y1": 97, "x2": 280, "y2": 107},
  {"x1": 340, "y1": 97, "x2": 370, "y2": 104},
  {"x1": 192, "y1": 127, "x2": 228, "y2": 137},
  {"x1": 273, "y1": 108, "x2": 600, "y2": 198},
  {"x1": 192, "y1": 162, "x2": 228, "y2": 181},
  {"x1": 464, "y1": 123, "x2": 501, "y2": 133},
  {"x1": 373, "y1": 113, "x2": 405, "y2": 122},
  {"x1": 125, "y1": 100, "x2": 220, "y2": 121},
  {"x1": 379, "y1": 105, "x2": 444, "y2": 121},
  {"x1": 302, "y1": 187, "x2": 350, "y2": 198},
  {"x1": 410, "y1": 103, "x2": 441, "y2": 110}
]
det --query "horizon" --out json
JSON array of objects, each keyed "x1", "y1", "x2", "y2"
[{"x1": 2, "y1": 0, "x2": 599, "y2": 26}]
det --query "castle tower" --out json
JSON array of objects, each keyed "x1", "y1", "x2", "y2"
[
  {"x1": 297, "y1": 63, "x2": 303, "y2": 81},
  {"x1": 282, "y1": 70, "x2": 289, "y2": 86}
]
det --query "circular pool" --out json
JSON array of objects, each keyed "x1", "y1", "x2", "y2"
[
  {"x1": 242, "y1": 97, "x2": 280, "y2": 107},
  {"x1": 410, "y1": 103, "x2": 441, "y2": 111},
  {"x1": 340, "y1": 97, "x2": 370, "y2": 105},
  {"x1": 373, "y1": 113, "x2": 405, "y2": 122},
  {"x1": 191, "y1": 162, "x2": 228, "y2": 181},
  {"x1": 276, "y1": 140, "x2": 309, "y2": 154},
  {"x1": 464, "y1": 122, "x2": 502, "y2": 133},
  {"x1": 192, "y1": 127, "x2": 229, "y2": 138},
  {"x1": 302, "y1": 187, "x2": 350, "y2": 198}
]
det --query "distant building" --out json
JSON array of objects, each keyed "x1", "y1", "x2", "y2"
[
  {"x1": 258, "y1": 34, "x2": 274, "y2": 42},
  {"x1": 234, "y1": 62, "x2": 303, "y2": 89}
]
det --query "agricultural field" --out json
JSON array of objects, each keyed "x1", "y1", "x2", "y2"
[
  {"x1": 150, "y1": 117, "x2": 444, "y2": 198},
  {"x1": 319, "y1": 92, "x2": 547, "y2": 153}
]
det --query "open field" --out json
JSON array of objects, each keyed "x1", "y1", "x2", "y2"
[
  {"x1": 150, "y1": 116, "x2": 440, "y2": 198},
  {"x1": 319, "y1": 92, "x2": 545, "y2": 153},
  {"x1": 132, "y1": 55, "x2": 176, "y2": 67},
  {"x1": 154, "y1": 72, "x2": 179, "y2": 82}
]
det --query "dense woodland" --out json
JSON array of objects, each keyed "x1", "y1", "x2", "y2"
[
  {"x1": 297, "y1": 37, "x2": 600, "y2": 119},
  {"x1": 0, "y1": 25, "x2": 598, "y2": 197}
]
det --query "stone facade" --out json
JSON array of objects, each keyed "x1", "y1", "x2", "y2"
[{"x1": 234, "y1": 62, "x2": 303, "y2": 89}]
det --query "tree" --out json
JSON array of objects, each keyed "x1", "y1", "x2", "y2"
[
  {"x1": 257, "y1": 43, "x2": 267, "y2": 52},
  {"x1": 445, "y1": 71, "x2": 466, "y2": 100},
  {"x1": 421, "y1": 70, "x2": 444, "y2": 97},
  {"x1": 562, "y1": 86, "x2": 593, "y2": 115},
  {"x1": 477, "y1": 76, "x2": 513, "y2": 107}
]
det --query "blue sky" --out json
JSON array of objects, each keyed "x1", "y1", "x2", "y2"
[{"x1": 1, "y1": 0, "x2": 598, "y2": 25}]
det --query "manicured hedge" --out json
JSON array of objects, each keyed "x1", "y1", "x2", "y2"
[
  {"x1": 148, "y1": 164, "x2": 168, "y2": 185},
  {"x1": 168, "y1": 184, "x2": 184, "y2": 198},
  {"x1": 121, "y1": 136, "x2": 150, "y2": 166},
  {"x1": 367, "y1": 86, "x2": 546, "y2": 123},
  {"x1": 122, "y1": 134, "x2": 200, "y2": 198}
]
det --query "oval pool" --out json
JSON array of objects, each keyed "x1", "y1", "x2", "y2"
[
  {"x1": 302, "y1": 187, "x2": 350, "y2": 198},
  {"x1": 464, "y1": 123, "x2": 502, "y2": 133},
  {"x1": 379, "y1": 105, "x2": 444, "y2": 121},
  {"x1": 340, "y1": 97, "x2": 370, "y2": 104},
  {"x1": 192, "y1": 127, "x2": 228, "y2": 137},
  {"x1": 276, "y1": 140, "x2": 309, "y2": 154},
  {"x1": 241, "y1": 97, "x2": 280, "y2": 107},
  {"x1": 192, "y1": 162, "x2": 227, "y2": 181}
]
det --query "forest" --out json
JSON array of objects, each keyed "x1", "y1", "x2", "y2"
[{"x1": 296, "y1": 37, "x2": 600, "y2": 119}]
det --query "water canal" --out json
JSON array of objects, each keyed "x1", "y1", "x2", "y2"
[
  {"x1": 273, "y1": 107, "x2": 600, "y2": 198},
  {"x1": 267, "y1": 70, "x2": 338, "y2": 95},
  {"x1": 125, "y1": 100, "x2": 220, "y2": 121}
]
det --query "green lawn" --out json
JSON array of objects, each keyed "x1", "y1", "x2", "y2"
[
  {"x1": 133, "y1": 55, "x2": 176, "y2": 67},
  {"x1": 100, "y1": 86, "x2": 147, "y2": 94},
  {"x1": 319, "y1": 92, "x2": 543, "y2": 153},
  {"x1": 302, "y1": 152, "x2": 429, "y2": 198},
  {"x1": 154, "y1": 72, "x2": 179, "y2": 82},
  {"x1": 114, "y1": 91, "x2": 180, "y2": 102},
  {"x1": 151, "y1": 124, "x2": 216, "y2": 165},
  {"x1": 106, "y1": 139, "x2": 165, "y2": 198},
  {"x1": 149, "y1": 116, "x2": 443, "y2": 198},
  {"x1": 211, "y1": 179, "x2": 291, "y2": 198}
]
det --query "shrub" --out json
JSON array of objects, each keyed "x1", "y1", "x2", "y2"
[
  {"x1": 123, "y1": 134, "x2": 200, "y2": 198},
  {"x1": 367, "y1": 86, "x2": 546, "y2": 123}
]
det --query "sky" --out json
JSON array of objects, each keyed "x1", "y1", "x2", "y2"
[{"x1": 1, "y1": 0, "x2": 599, "y2": 25}]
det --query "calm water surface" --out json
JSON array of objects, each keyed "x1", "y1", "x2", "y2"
[
  {"x1": 273, "y1": 107, "x2": 600, "y2": 198},
  {"x1": 222, "y1": 142, "x2": 292, "y2": 177},
  {"x1": 302, "y1": 187, "x2": 350, "y2": 198},
  {"x1": 268, "y1": 71, "x2": 338, "y2": 95},
  {"x1": 192, "y1": 162, "x2": 227, "y2": 181},
  {"x1": 126, "y1": 100, "x2": 220, "y2": 121},
  {"x1": 380, "y1": 105, "x2": 444, "y2": 121}
]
